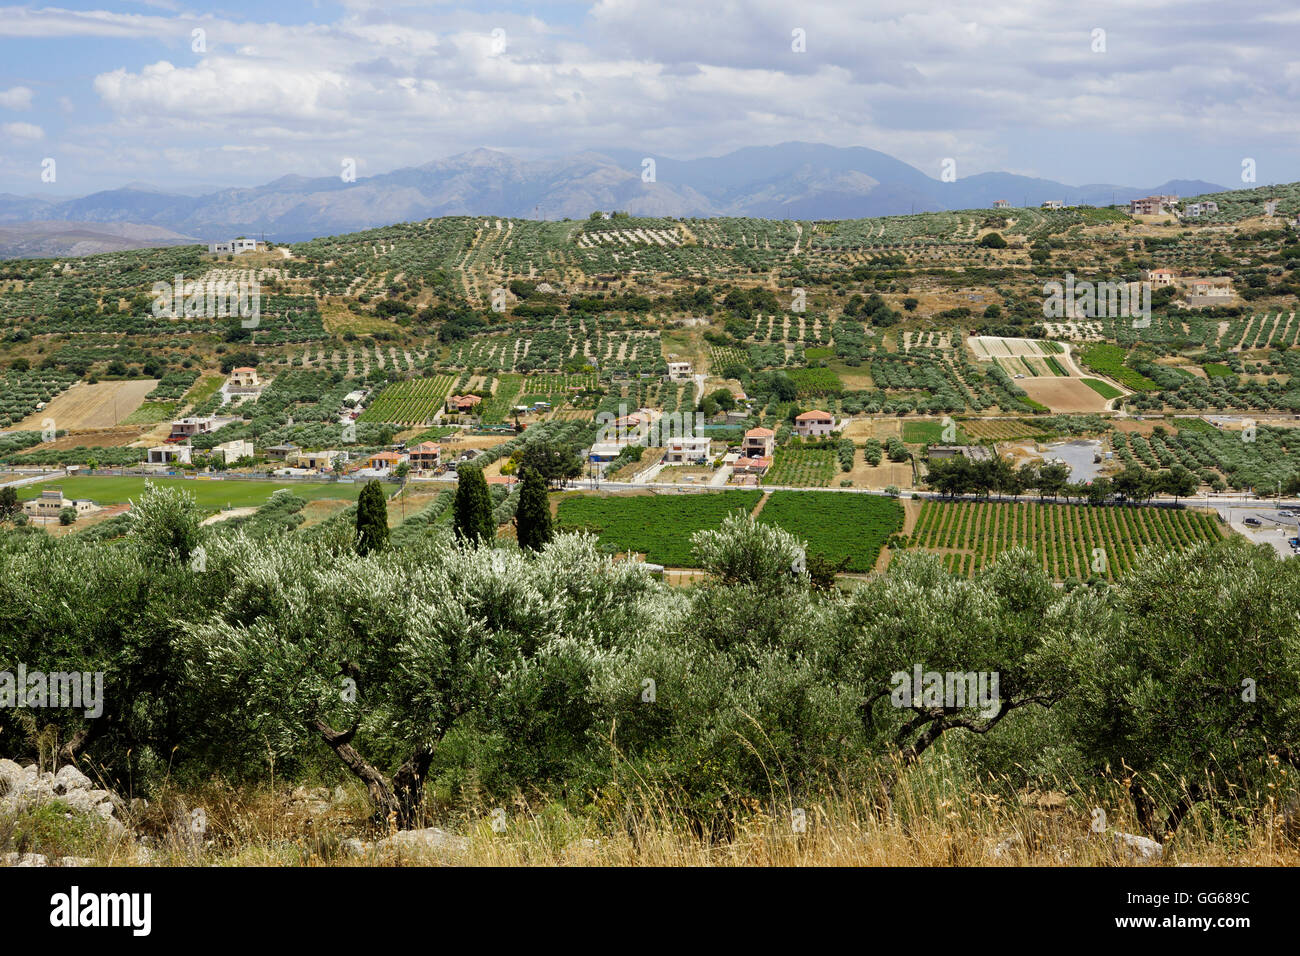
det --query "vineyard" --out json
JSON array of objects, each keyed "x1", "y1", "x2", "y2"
[
  {"x1": 763, "y1": 447, "x2": 838, "y2": 486},
  {"x1": 908, "y1": 499, "x2": 1223, "y2": 580},
  {"x1": 756, "y1": 491, "x2": 903, "y2": 572},
  {"x1": 357, "y1": 375, "x2": 456, "y2": 425}
]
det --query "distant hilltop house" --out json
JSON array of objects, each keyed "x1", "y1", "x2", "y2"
[
  {"x1": 208, "y1": 238, "x2": 262, "y2": 256},
  {"x1": 1129, "y1": 195, "x2": 1178, "y2": 216},
  {"x1": 992, "y1": 199, "x2": 1010, "y2": 209},
  {"x1": 1041, "y1": 200, "x2": 1064, "y2": 210},
  {"x1": 24, "y1": 487, "x2": 98, "y2": 519},
  {"x1": 168, "y1": 414, "x2": 236, "y2": 441},
  {"x1": 1181, "y1": 276, "x2": 1235, "y2": 304},
  {"x1": 1183, "y1": 201, "x2": 1219, "y2": 218},
  {"x1": 666, "y1": 361, "x2": 694, "y2": 381},
  {"x1": 446, "y1": 394, "x2": 482, "y2": 414},
  {"x1": 147, "y1": 444, "x2": 192, "y2": 466},
  {"x1": 227, "y1": 366, "x2": 259, "y2": 389},
  {"x1": 793, "y1": 410, "x2": 835, "y2": 438},
  {"x1": 1145, "y1": 268, "x2": 1177, "y2": 287}
]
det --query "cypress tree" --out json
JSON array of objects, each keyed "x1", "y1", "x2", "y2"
[
  {"x1": 355, "y1": 479, "x2": 390, "y2": 555},
  {"x1": 453, "y1": 466, "x2": 496, "y2": 544},
  {"x1": 514, "y1": 466, "x2": 553, "y2": 552}
]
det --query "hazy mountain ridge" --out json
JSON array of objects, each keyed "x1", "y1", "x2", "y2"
[{"x1": 0, "y1": 143, "x2": 1231, "y2": 255}]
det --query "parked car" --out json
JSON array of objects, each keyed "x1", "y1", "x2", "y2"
[{"x1": 1244, "y1": 517, "x2": 1262, "y2": 527}]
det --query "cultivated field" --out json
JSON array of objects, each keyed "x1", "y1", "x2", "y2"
[
  {"x1": 907, "y1": 499, "x2": 1224, "y2": 579},
  {"x1": 15, "y1": 379, "x2": 157, "y2": 430}
]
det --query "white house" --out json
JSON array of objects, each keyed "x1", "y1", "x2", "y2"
[
  {"x1": 228, "y1": 366, "x2": 259, "y2": 388},
  {"x1": 663, "y1": 436, "x2": 712, "y2": 464},
  {"x1": 23, "y1": 488, "x2": 98, "y2": 519},
  {"x1": 794, "y1": 410, "x2": 835, "y2": 438},
  {"x1": 147, "y1": 444, "x2": 192, "y2": 466},
  {"x1": 213, "y1": 439, "x2": 254, "y2": 464},
  {"x1": 666, "y1": 361, "x2": 694, "y2": 381},
  {"x1": 1041, "y1": 200, "x2": 1064, "y2": 210},
  {"x1": 209, "y1": 238, "x2": 261, "y2": 255}
]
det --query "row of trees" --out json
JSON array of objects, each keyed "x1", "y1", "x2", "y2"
[
  {"x1": 4, "y1": 483, "x2": 1297, "y2": 844},
  {"x1": 925, "y1": 453, "x2": 1201, "y2": 504}
]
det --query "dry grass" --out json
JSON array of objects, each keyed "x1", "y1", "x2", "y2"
[{"x1": 29, "y1": 759, "x2": 1298, "y2": 867}]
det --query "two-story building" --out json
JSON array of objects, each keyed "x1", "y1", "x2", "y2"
[
  {"x1": 742, "y1": 427, "x2": 775, "y2": 459},
  {"x1": 794, "y1": 410, "x2": 835, "y2": 438}
]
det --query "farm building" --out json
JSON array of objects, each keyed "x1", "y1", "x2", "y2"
[
  {"x1": 147, "y1": 444, "x2": 192, "y2": 466},
  {"x1": 266, "y1": 443, "x2": 300, "y2": 462},
  {"x1": 23, "y1": 488, "x2": 98, "y2": 520},
  {"x1": 1144, "y1": 268, "x2": 1177, "y2": 287},
  {"x1": 208, "y1": 238, "x2": 261, "y2": 255},
  {"x1": 992, "y1": 199, "x2": 1010, "y2": 209},
  {"x1": 298, "y1": 450, "x2": 344, "y2": 472}
]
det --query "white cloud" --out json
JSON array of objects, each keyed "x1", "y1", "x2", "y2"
[
  {"x1": 0, "y1": 0, "x2": 1294, "y2": 190},
  {"x1": 0, "y1": 86, "x2": 33, "y2": 109},
  {"x1": 2, "y1": 121, "x2": 44, "y2": 140}
]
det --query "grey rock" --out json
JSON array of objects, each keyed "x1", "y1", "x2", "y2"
[
  {"x1": 339, "y1": 838, "x2": 370, "y2": 858},
  {"x1": 1113, "y1": 831, "x2": 1163, "y2": 863},
  {"x1": 375, "y1": 827, "x2": 469, "y2": 858},
  {"x1": 53, "y1": 764, "x2": 92, "y2": 794}
]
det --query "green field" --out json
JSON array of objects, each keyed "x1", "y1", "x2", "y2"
[
  {"x1": 757, "y1": 491, "x2": 903, "y2": 572},
  {"x1": 1080, "y1": 378, "x2": 1123, "y2": 399},
  {"x1": 786, "y1": 366, "x2": 843, "y2": 396},
  {"x1": 1204, "y1": 363, "x2": 1234, "y2": 378},
  {"x1": 555, "y1": 490, "x2": 762, "y2": 565},
  {"x1": 18, "y1": 477, "x2": 366, "y2": 511},
  {"x1": 902, "y1": 420, "x2": 966, "y2": 444},
  {"x1": 119, "y1": 401, "x2": 178, "y2": 425},
  {"x1": 1079, "y1": 344, "x2": 1157, "y2": 391}
]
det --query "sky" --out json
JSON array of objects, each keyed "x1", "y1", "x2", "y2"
[{"x1": 1, "y1": 0, "x2": 1298, "y2": 197}]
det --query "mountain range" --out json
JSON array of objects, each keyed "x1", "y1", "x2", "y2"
[{"x1": 0, "y1": 142, "x2": 1229, "y2": 257}]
